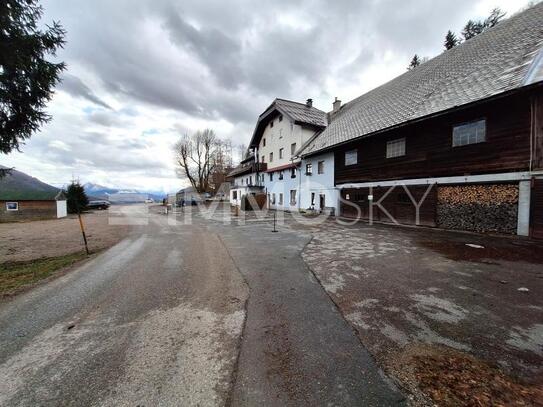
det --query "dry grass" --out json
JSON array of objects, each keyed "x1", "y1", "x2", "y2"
[{"x1": 0, "y1": 252, "x2": 88, "y2": 296}]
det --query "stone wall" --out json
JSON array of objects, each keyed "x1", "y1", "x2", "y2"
[{"x1": 436, "y1": 184, "x2": 518, "y2": 234}]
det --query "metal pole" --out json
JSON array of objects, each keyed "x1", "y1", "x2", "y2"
[{"x1": 78, "y1": 210, "x2": 90, "y2": 255}]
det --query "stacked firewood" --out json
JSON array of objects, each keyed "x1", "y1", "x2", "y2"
[
  {"x1": 437, "y1": 184, "x2": 518, "y2": 234},
  {"x1": 438, "y1": 184, "x2": 518, "y2": 205}
]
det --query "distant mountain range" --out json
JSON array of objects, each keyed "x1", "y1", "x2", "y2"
[
  {"x1": 83, "y1": 183, "x2": 166, "y2": 202},
  {"x1": 0, "y1": 166, "x2": 61, "y2": 200}
]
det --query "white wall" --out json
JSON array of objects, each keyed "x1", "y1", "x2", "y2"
[
  {"x1": 56, "y1": 200, "x2": 67, "y2": 218},
  {"x1": 257, "y1": 115, "x2": 315, "y2": 169},
  {"x1": 300, "y1": 152, "x2": 339, "y2": 214},
  {"x1": 262, "y1": 167, "x2": 302, "y2": 211},
  {"x1": 230, "y1": 172, "x2": 259, "y2": 207}
]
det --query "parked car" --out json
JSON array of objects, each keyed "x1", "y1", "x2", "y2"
[
  {"x1": 145, "y1": 198, "x2": 154, "y2": 203},
  {"x1": 87, "y1": 200, "x2": 110, "y2": 210}
]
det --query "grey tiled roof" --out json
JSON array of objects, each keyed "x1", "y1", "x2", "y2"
[
  {"x1": 301, "y1": 3, "x2": 543, "y2": 156},
  {"x1": 272, "y1": 98, "x2": 327, "y2": 127},
  {"x1": 249, "y1": 98, "x2": 327, "y2": 147}
]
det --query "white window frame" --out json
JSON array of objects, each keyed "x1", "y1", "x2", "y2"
[
  {"x1": 453, "y1": 119, "x2": 486, "y2": 147},
  {"x1": 291, "y1": 143, "x2": 297, "y2": 156},
  {"x1": 306, "y1": 163, "x2": 313, "y2": 175},
  {"x1": 6, "y1": 202, "x2": 19, "y2": 211},
  {"x1": 272, "y1": 193, "x2": 276, "y2": 204},
  {"x1": 278, "y1": 193, "x2": 284, "y2": 205},
  {"x1": 279, "y1": 148, "x2": 284, "y2": 159},
  {"x1": 345, "y1": 150, "x2": 357, "y2": 166},
  {"x1": 386, "y1": 138, "x2": 406, "y2": 158}
]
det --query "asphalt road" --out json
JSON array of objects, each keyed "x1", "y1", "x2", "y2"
[{"x1": 0, "y1": 205, "x2": 404, "y2": 406}]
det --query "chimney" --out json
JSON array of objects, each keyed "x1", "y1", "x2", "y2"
[
  {"x1": 332, "y1": 97, "x2": 341, "y2": 113},
  {"x1": 306, "y1": 98, "x2": 313, "y2": 107}
]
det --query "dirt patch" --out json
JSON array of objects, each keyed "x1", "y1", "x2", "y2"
[
  {"x1": 419, "y1": 239, "x2": 543, "y2": 264},
  {"x1": 389, "y1": 344, "x2": 543, "y2": 407},
  {"x1": 0, "y1": 209, "x2": 130, "y2": 263}
]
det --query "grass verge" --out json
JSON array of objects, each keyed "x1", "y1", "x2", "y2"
[{"x1": 0, "y1": 252, "x2": 88, "y2": 297}]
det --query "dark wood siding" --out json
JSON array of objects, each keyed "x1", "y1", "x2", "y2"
[
  {"x1": 531, "y1": 178, "x2": 543, "y2": 239},
  {"x1": 534, "y1": 94, "x2": 543, "y2": 170},
  {"x1": 334, "y1": 92, "x2": 536, "y2": 185},
  {"x1": 340, "y1": 185, "x2": 437, "y2": 226}
]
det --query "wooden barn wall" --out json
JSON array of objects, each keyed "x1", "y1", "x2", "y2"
[
  {"x1": 334, "y1": 92, "x2": 535, "y2": 185},
  {"x1": 0, "y1": 200, "x2": 57, "y2": 222},
  {"x1": 534, "y1": 94, "x2": 543, "y2": 170}
]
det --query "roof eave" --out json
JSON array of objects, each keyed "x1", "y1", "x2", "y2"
[{"x1": 301, "y1": 81, "x2": 543, "y2": 158}]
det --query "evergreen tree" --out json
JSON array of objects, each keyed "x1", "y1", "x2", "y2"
[
  {"x1": 66, "y1": 181, "x2": 89, "y2": 214},
  {"x1": 444, "y1": 30, "x2": 460, "y2": 50},
  {"x1": 408, "y1": 54, "x2": 421, "y2": 70},
  {"x1": 0, "y1": 0, "x2": 66, "y2": 155},
  {"x1": 461, "y1": 20, "x2": 485, "y2": 40},
  {"x1": 462, "y1": 8, "x2": 506, "y2": 41},
  {"x1": 484, "y1": 7, "x2": 506, "y2": 28}
]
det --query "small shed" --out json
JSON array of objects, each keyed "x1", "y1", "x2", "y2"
[
  {"x1": 0, "y1": 190, "x2": 67, "y2": 222},
  {"x1": 0, "y1": 167, "x2": 68, "y2": 222}
]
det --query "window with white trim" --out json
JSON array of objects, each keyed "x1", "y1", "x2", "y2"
[
  {"x1": 278, "y1": 193, "x2": 284, "y2": 205},
  {"x1": 290, "y1": 190, "x2": 297, "y2": 206},
  {"x1": 272, "y1": 193, "x2": 276, "y2": 204},
  {"x1": 453, "y1": 119, "x2": 486, "y2": 147},
  {"x1": 6, "y1": 202, "x2": 18, "y2": 211},
  {"x1": 317, "y1": 161, "x2": 324, "y2": 174},
  {"x1": 279, "y1": 148, "x2": 284, "y2": 159},
  {"x1": 386, "y1": 138, "x2": 406, "y2": 158},
  {"x1": 305, "y1": 163, "x2": 313, "y2": 175},
  {"x1": 345, "y1": 150, "x2": 357, "y2": 166}
]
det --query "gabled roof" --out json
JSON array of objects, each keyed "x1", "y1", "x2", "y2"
[
  {"x1": 249, "y1": 98, "x2": 327, "y2": 148},
  {"x1": 301, "y1": 3, "x2": 543, "y2": 156}
]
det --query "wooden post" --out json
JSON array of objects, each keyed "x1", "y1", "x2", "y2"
[{"x1": 78, "y1": 211, "x2": 90, "y2": 255}]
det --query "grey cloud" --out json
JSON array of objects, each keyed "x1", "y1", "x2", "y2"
[
  {"x1": 20, "y1": 0, "x2": 527, "y2": 191},
  {"x1": 59, "y1": 73, "x2": 113, "y2": 110}
]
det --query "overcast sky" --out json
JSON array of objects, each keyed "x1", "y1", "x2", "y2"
[{"x1": 1, "y1": 0, "x2": 535, "y2": 193}]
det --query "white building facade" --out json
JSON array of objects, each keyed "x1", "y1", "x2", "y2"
[
  {"x1": 248, "y1": 98, "x2": 330, "y2": 212},
  {"x1": 229, "y1": 98, "x2": 341, "y2": 215},
  {"x1": 299, "y1": 151, "x2": 339, "y2": 214}
]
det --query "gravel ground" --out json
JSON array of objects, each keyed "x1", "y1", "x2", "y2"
[
  {"x1": 297, "y1": 218, "x2": 543, "y2": 405},
  {"x1": 0, "y1": 208, "x2": 130, "y2": 262},
  {"x1": 0, "y1": 206, "x2": 248, "y2": 406}
]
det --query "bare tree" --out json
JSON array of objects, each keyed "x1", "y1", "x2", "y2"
[{"x1": 174, "y1": 129, "x2": 218, "y2": 193}]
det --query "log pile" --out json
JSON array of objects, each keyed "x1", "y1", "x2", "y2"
[{"x1": 437, "y1": 184, "x2": 518, "y2": 234}]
